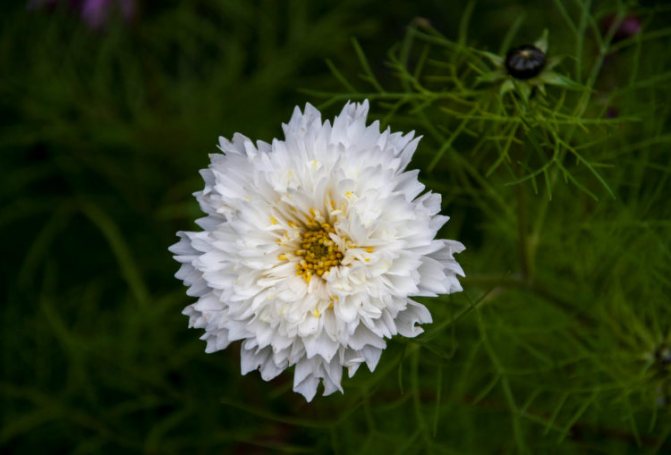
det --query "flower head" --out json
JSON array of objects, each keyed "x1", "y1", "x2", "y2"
[{"x1": 170, "y1": 101, "x2": 465, "y2": 401}]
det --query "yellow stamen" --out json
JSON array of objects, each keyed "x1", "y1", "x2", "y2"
[{"x1": 294, "y1": 220, "x2": 344, "y2": 282}]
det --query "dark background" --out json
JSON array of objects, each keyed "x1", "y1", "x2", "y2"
[{"x1": 2, "y1": 1, "x2": 671, "y2": 453}]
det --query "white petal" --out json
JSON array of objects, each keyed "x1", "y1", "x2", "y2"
[
  {"x1": 240, "y1": 347, "x2": 269, "y2": 375},
  {"x1": 396, "y1": 300, "x2": 432, "y2": 337},
  {"x1": 361, "y1": 346, "x2": 383, "y2": 371},
  {"x1": 293, "y1": 375, "x2": 320, "y2": 402},
  {"x1": 304, "y1": 332, "x2": 339, "y2": 362}
]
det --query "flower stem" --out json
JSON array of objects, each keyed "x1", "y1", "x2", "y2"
[{"x1": 516, "y1": 179, "x2": 532, "y2": 282}]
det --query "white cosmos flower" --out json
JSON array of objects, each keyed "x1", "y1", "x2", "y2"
[{"x1": 170, "y1": 100, "x2": 465, "y2": 401}]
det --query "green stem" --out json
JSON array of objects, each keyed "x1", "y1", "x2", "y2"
[{"x1": 516, "y1": 178, "x2": 531, "y2": 282}]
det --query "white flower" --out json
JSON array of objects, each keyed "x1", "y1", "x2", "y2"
[{"x1": 170, "y1": 100, "x2": 465, "y2": 401}]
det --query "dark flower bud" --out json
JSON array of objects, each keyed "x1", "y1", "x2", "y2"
[
  {"x1": 505, "y1": 45, "x2": 546, "y2": 80},
  {"x1": 601, "y1": 14, "x2": 641, "y2": 43}
]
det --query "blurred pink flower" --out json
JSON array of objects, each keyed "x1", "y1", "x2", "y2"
[
  {"x1": 28, "y1": 0, "x2": 136, "y2": 29},
  {"x1": 601, "y1": 14, "x2": 642, "y2": 43},
  {"x1": 81, "y1": 0, "x2": 134, "y2": 29}
]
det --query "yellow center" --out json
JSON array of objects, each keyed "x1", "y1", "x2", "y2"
[{"x1": 295, "y1": 221, "x2": 344, "y2": 282}]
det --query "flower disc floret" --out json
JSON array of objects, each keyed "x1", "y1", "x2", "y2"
[{"x1": 295, "y1": 220, "x2": 344, "y2": 282}]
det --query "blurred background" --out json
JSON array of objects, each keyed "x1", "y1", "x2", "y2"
[{"x1": 2, "y1": 0, "x2": 671, "y2": 453}]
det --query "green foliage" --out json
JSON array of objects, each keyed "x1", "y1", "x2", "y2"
[{"x1": 2, "y1": 0, "x2": 671, "y2": 453}]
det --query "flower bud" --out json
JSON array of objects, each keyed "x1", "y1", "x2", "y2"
[{"x1": 505, "y1": 45, "x2": 546, "y2": 80}]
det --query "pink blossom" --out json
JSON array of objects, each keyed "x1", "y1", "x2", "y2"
[{"x1": 28, "y1": 0, "x2": 136, "y2": 29}]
